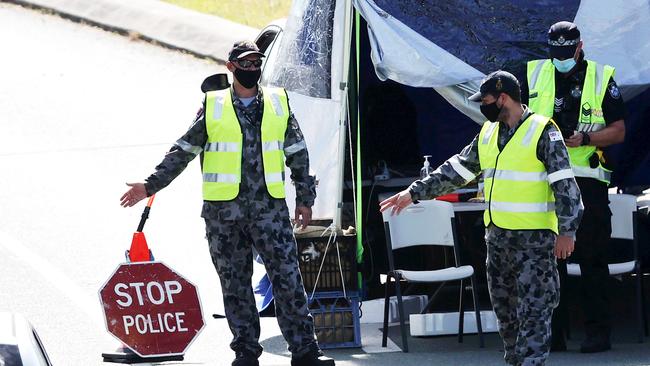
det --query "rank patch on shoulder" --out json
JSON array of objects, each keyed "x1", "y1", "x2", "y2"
[
  {"x1": 548, "y1": 130, "x2": 563, "y2": 142},
  {"x1": 609, "y1": 83, "x2": 621, "y2": 99}
]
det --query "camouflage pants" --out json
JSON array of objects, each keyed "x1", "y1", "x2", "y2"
[
  {"x1": 485, "y1": 226, "x2": 560, "y2": 366},
  {"x1": 205, "y1": 215, "x2": 317, "y2": 357}
]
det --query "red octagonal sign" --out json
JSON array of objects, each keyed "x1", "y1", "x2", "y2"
[{"x1": 99, "y1": 262, "x2": 205, "y2": 357}]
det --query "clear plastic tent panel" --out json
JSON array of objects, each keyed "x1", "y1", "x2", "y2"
[{"x1": 262, "y1": 0, "x2": 335, "y2": 99}]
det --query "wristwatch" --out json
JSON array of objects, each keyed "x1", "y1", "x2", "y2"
[{"x1": 580, "y1": 131, "x2": 591, "y2": 146}]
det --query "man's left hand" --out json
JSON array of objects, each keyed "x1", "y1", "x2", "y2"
[
  {"x1": 295, "y1": 206, "x2": 312, "y2": 229},
  {"x1": 565, "y1": 132, "x2": 583, "y2": 147},
  {"x1": 554, "y1": 235, "x2": 575, "y2": 259}
]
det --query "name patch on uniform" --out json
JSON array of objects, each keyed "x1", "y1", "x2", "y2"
[{"x1": 548, "y1": 130, "x2": 563, "y2": 142}]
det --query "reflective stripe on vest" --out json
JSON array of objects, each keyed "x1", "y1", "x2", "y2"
[
  {"x1": 527, "y1": 59, "x2": 614, "y2": 184},
  {"x1": 203, "y1": 86, "x2": 289, "y2": 200},
  {"x1": 260, "y1": 87, "x2": 289, "y2": 198},
  {"x1": 478, "y1": 114, "x2": 558, "y2": 233}
]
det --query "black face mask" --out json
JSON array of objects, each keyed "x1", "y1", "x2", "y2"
[
  {"x1": 234, "y1": 68, "x2": 261, "y2": 89},
  {"x1": 480, "y1": 99, "x2": 502, "y2": 122}
]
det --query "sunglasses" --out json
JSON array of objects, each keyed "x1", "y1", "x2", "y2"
[{"x1": 232, "y1": 58, "x2": 263, "y2": 68}]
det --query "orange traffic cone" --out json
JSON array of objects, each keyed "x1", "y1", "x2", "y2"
[{"x1": 128, "y1": 232, "x2": 151, "y2": 262}]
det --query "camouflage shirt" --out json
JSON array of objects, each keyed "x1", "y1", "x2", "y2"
[
  {"x1": 144, "y1": 86, "x2": 316, "y2": 220},
  {"x1": 409, "y1": 106, "x2": 583, "y2": 237}
]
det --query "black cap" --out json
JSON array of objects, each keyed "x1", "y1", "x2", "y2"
[
  {"x1": 548, "y1": 21, "x2": 580, "y2": 60},
  {"x1": 228, "y1": 40, "x2": 265, "y2": 61},
  {"x1": 468, "y1": 70, "x2": 521, "y2": 102}
]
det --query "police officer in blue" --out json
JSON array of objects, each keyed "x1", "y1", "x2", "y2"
[{"x1": 522, "y1": 21, "x2": 626, "y2": 353}]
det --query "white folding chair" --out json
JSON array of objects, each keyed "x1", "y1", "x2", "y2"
[
  {"x1": 567, "y1": 193, "x2": 647, "y2": 342},
  {"x1": 381, "y1": 199, "x2": 485, "y2": 352}
]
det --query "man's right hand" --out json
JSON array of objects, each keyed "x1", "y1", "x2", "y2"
[
  {"x1": 120, "y1": 182, "x2": 147, "y2": 207},
  {"x1": 565, "y1": 132, "x2": 584, "y2": 148},
  {"x1": 379, "y1": 189, "x2": 413, "y2": 216}
]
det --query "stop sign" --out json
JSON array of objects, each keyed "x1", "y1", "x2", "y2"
[{"x1": 99, "y1": 262, "x2": 205, "y2": 357}]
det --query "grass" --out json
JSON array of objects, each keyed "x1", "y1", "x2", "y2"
[{"x1": 161, "y1": 0, "x2": 293, "y2": 29}]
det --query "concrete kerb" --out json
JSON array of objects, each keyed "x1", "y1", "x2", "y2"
[{"x1": 3, "y1": 0, "x2": 260, "y2": 64}]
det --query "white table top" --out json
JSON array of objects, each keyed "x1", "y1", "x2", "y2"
[{"x1": 451, "y1": 201, "x2": 487, "y2": 212}]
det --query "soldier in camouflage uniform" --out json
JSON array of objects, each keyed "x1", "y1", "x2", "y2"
[
  {"x1": 380, "y1": 71, "x2": 583, "y2": 366},
  {"x1": 120, "y1": 41, "x2": 334, "y2": 366}
]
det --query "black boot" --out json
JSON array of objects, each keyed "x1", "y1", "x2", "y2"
[
  {"x1": 291, "y1": 348, "x2": 335, "y2": 366},
  {"x1": 232, "y1": 350, "x2": 259, "y2": 366}
]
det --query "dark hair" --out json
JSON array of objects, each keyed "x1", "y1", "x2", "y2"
[{"x1": 508, "y1": 89, "x2": 521, "y2": 103}]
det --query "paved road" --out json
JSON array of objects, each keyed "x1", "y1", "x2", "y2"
[
  {"x1": 0, "y1": 3, "x2": 230, "y2": 365},
  {"x1": 0, "y1": 5, "x2": 320, "y2": 365}
]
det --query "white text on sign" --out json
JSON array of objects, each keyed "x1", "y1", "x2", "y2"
[
  {"x1": 123, "y1": 312, "x2": 188, "y2": 335},
  {"x1": 114, "y1": 281, "x2": 182, "y2": 306}
]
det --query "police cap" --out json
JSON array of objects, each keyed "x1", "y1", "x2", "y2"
[{"x1": 548, "y1": 21, "x2": 581, "y2": 60}]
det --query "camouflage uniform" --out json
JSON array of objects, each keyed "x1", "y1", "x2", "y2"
[
  {"x1": 410, "y1": 107, "x2": 583, "y2": 366},
  {"x1": 144, "y1": 87, "x2": 319, "y2": 358}
]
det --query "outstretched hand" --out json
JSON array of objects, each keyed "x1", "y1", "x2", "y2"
[
  {"x1": 379, "y1": 189, "x2": 413, "y2": 216},
  {"x1": 120, "y1": 182, "x2": 147, "y2": 207}
]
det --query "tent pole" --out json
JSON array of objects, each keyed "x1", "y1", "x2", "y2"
[
  {"x1": 353, "y1": 7, "x2": 362, "y2": 261},
  {"x1": 333, "y1": 0, "x2": 355, "y2": 231}
]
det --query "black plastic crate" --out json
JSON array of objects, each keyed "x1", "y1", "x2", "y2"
[
  {"x1": 297, "y1": 234, "x2": 358, "y2": 293},
  {"x1": 308, "y1": 291, "x2": 361, "y2": 349}
]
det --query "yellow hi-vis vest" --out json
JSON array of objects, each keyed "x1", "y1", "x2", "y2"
[
  {"x1": 527, "y1": 59, "x2": 614, "y2": 184},
  {"x1": 478, "y1": 114, "x2": 558, "y2": 233},
  {"x1": 203, "y1": 86, "x2": 289, "y2": 201}
]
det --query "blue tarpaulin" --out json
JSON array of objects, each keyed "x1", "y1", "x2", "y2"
[
  {"x1": 354, "y1": 0, "x2": 650, "y2": 186},
  {"x1": 372, "y1": 0, "x2": 580, "y2": 75}
]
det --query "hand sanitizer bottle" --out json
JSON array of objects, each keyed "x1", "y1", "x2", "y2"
[{"x1": 420, "y1": 155, "x2": 432, "y2": 179}]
